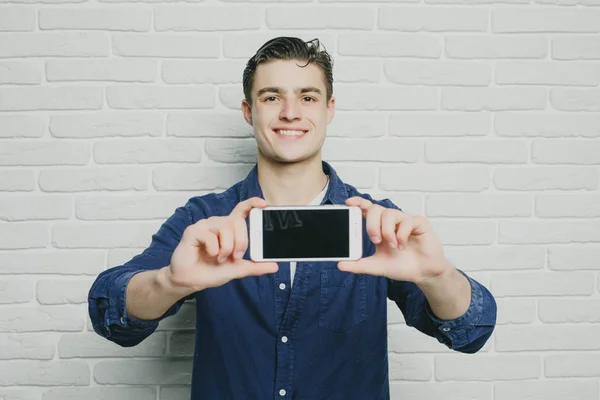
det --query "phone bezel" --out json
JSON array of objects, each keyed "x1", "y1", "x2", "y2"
[{"x1": 249, "y1": 205, "x2": 362, "y2": 262}]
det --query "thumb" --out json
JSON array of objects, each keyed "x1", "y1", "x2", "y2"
[
  {"x1": 338, "y1": 258, "x2": 384, "y2": 276},
  {"x1": 229, "y1": 260, "x2": 279, "y2": 280}
]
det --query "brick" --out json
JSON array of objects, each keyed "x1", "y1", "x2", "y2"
[
  {"x1": 154, "y1": 165, "x2": 253, "y2": 191},
  {"x1": 0, "y1": 279, "x2": 33, "y2": 304},
  {"x1": 0, "y1": 333, "x2": 55, "y2": 359},
  {"x1": 446, "y1": 36, "x2": 547, "y2": 59},
  {"x1": 546, "y1": 354, "x2": 600, "y2": 378},
  {"x1": 429, "y1": 220, "x2": 496, "y2": 245},
  {"x1": 338, "y1": 33, "x2": 441, "y2": 58},
  {"x1": 0, "y1": 223, "x2": 48, "y2": 250},
  {"x1": 159, "y1": 387, "x2": 190, "y2": 400},
  {"x1": 335, "y1": 86, "x2": 437, "y2": 111},
  {"x1": 539, "y1": 299, "x2": 600, "y2": 323},
  {"x1": 436, "y1": 354, "x2": 540, "y2": 381},
  {"x1": 113, "y1": 34, "x2": 219, "y2": 58},
  {"x1": 334, "y1": 59, "x2": 381, "y2": 83},
  {"x1": 0, "y1": 60, "x2": 40, "y2": 84},
  {"x1": 50, "y1": 112, "x2": 163, "y2": 138},
  {"x1": 59, "y1": 332, "x2": 166, "y2": 358},
  {"x1": 36, "y1": 279, "x2": 94, "y2": 305},
  {"x1": 169, "y1": 331, "x2": 194, "y2": 357},
  {"x1": 0, "y1": 195, "x2": 72, "y2": 221},
  {"x1": 491, "y1": 271, "x2": 594, "y2": 297},
  {"x1": 551, "y1": 89, "x2": 600, "y2": 112},
  {"x1": 39, "y1": 167, "x2": 148, "y2": 192},
  {"x1": 107, "y1": 86, "x2": 214, "y2": 110},
  {"x1": 156, "y1": 6, "x2": 260, "y2": 31},
  {"x1": 495, "y1": 112, "x2": 600, "y2": 138},
  {"x1": 548, "y1": 246, "x2": 600, "y2": 271},
  {"x1": 0, "y1": 389, "x2": 38, "y2": 400},
  {"x1": 445, "y1": 246, "x2": 544, "y2": 272},
  {"x1": 493, "y1": 9, "x2": 600, "y2": 33},
  {"x1": 380, "y1": 166, "x2": 490, "y2": 192},
  {"x1": 497, "y1": 325, "x2": 600, "y2": 351},
  {"x1": 385, "y1": 61, "x2": 490, "y2": 86},
  {"x1": 0, "y1": 306, "x2": 84, "y2": 332},
  {"x1": 428, "y1": 0, "x2": 527, "y2": 3},
  {"x1": 0, "y1": 251, "x2": 105, "y2": 275},
  {"x1": 425, "y1": 140, "x2": 527, "y2": 163},
  {"x1": 94, "y1": 360, "x2": 192, "y2": 384},
  {"x1": 205, "y1": 138, "x2": 257, "y2": 163},
  {"x1": 219, "y1": 86, "x2": 243, "y2": 110},
  {"x1": 39, "y1": 8, "x2": 150, "y2": 31},
  {"x1": 380, "y1": 7, "x2": 487, "y2": 32},
  {"x1": 0, "y1": 33, "x2": 108, "y2": 58},
  {"x1": 167, "y1": 112, "x2": 252, "y2": 138},
  {"x1": 0, "y1": 87, "x2": 103, "y2": 111},
  {"x1": 553, "y1": 37, "x2": 600, "y2": 60},
  {"x1": 162, "y1": 60, "x2": 244, "y2": 84},
  {"x1": 76, "y1": 194, "x2": 190, "y2": 221},
  {"x1": 442, "y1": 88, "x2": 546, "y2": 111},
  {"x1": 390, "y1": 383, "x2": 491, "y2": 400},
  {"x1": 389, "y1": 325, "x2": 453, "y2": 353},
  {"x1": 267, "y1": 7, "x2": 373, "y2": 30},
  {"x1": 328, "y1": 164, "x2": 376, "y2": 189},
  {"x1": 323, "y1": 139, "x2": 421, "y2": 162},
  {"x1": 387, "y1": 299, "x2": 406, "y2": 325},
  {"x1": 43, "y1": 387, "x2": 156, "y2": 400},
  {"x1": 223, "y1": 33, "x2": 336, "y2": 59},
  {"x1": 0, "y1": 7, "x2": 35, "y2": 31},
  {"x1": 538, "y1": 0, "x2": 600, "y2": 3},
  {"x1": 0, "y1": 115, "x2": 45, "y2": 138},
  {"x1": 108, "y1": 248, "x2": 144, "y2": 267},
  {"x1": 494, "y1": 167, "x2": 598, "y2": 191},
  {"x1": 156, "y1": 303, "x2": 196, "y2": 331},
  {"x1": 537, "y1": 194, "x2": 600, "y2": 218},
  {"x1": 94, "y1": 139, "x2": 203, "y2": 164},
  {"x1": 0, "y1": 141, "x2": 90, "y2": 166},
  {"x1": 47, "y1": 59, "x2": 156, "y2": 82},
  {"x1": 0, "y1": 170, "x2": 35, "y2": 191},
  {"x1": 328, "y1": 113, "x2": 386, "y2": 138},
  {"x1": 389, "y1": 354, "x2": 432, "y2": 381},
  {"x1": 427, "y1": 194, "x2": 530, "y2": 217},
  {"x1": 499, "y1": 221, "x2": 600, "y2": 244},
  {"x1": 0, "y1": 361, "x2": 89, "y2": 386},
  {"x1": 495, "y1": 381, "x2": 598, "y2": 400},
  {"x1": 497, "y1": 62, "x2": 600, "y2": 86},
  {"x1": 496, "y1": 298, "x2": 536, "y2": 324},
  {"x1": 52, "y1": 222, "x2": 159, "y2": 248},
  {"x1": 390, "y1": 112, "x2": 490, "y2": 137}
]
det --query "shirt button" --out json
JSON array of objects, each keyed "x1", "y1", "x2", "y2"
[
  {"x1": 279, "y1": 283, "x2": 286, "y2": 290},
  {"x1": 442, "y1": 327, "x2": 450, "y2": 332},
  {"x1": 279, "y1": 389, "x2": 286, "y2": 396},
  {"x1": 281, "y1": 336, "x2": 288, "y2": 343},
  {"x1": 120, "y1": 317, "x2": 124, "y2": 324}
]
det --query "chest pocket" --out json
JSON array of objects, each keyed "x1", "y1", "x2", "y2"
[{"x1": 319, "y1": 268, "x2": 367, "y2": 331}]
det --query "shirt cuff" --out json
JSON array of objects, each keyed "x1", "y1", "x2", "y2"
[{"x1": 424, "y1": 270, "x2": 484, "y2": 349}]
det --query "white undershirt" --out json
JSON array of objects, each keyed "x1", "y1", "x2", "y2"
[{"x1": 289, "y1": 178, "x2": 329, "y2": 288}]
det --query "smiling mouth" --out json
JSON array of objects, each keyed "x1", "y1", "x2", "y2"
[{"x1": 273, "y1": 129, "x2": 307, "y2": 137}]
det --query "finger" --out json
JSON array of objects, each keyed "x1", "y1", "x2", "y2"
[
  {"x1": 338, "y1": 258, "x2": 384, "y2": 276},
  {"x1": 227, "y1": 260, "x2": 279, "y2": 280},
  {"x1": 345, "y1": 197, "x2": 373, "y2": 219},
  {"x1": 396, "y1": 216, "x2": 426, "y2": 248},
  {"x1": 232, "y1": 217, "x2": 248, "y2": 259},
  {"x1": 193, "y1": 227, "x2": 220, "y2": 258},
  {"x1": 230, "y1": 196, "x2": 268, "y2": 220},
  {"x1": 366, "y1": 204, "x2": 384, "y2": 244},
  {"x1": 381, "y1": 208, "x2": 400, "y2": 248},
  {"x1": 216, "y1": 225, "x2": 235, "y2": 263}
]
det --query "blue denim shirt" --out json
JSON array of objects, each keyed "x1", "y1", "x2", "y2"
[{"x1": 88, "y1": 161, "x2": 496, "y2": 400}]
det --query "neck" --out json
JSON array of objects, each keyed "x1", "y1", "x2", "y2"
[{"x1": 257, "y1": 153, "x2": 328, "y2": 206}]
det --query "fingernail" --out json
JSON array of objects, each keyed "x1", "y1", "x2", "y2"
[
  {"x1": 388, "y1": 241, "x2": 397, "y2": 249},
  {"x1": 235, "y1": 251, "x2": 245, "y2": 259},
  {"x1": 218, "y1": 257, "x2": 227, "y2": 263},
  {"x1": 370, "y1": 236, "x2": 380, "y2": 243}
]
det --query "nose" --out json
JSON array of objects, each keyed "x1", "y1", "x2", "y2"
[{"x1": 279, "y1": 99, "x2": 302, "y2": 122}]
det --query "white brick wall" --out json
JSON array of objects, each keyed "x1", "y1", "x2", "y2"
[{"x1": 0, "y1": 2, "x2": 598, "y2": 399}]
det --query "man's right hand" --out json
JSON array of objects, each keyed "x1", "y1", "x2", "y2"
[{"x1": 167, "y1": 197, "x2": 278, "y2": 293}]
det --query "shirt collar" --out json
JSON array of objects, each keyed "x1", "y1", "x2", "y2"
[{"x1": 239, "y1": 161, "x2": 348, "y2": 205}]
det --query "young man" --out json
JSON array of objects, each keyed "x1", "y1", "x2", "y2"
[{"x1": 89, "y1": 37, "x2": 497, "y2": 399}]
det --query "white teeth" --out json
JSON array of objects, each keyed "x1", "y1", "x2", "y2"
[{"x1": 276, "y1": 129, "x2": 305, "y2": 136}]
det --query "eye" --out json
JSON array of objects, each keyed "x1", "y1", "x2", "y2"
[
  {"x1": 264, "y1": 96, "x2": 278, "y2": 102},
  {"x1": 302, "y1": 96, "x2": 316, "y2": 102}
]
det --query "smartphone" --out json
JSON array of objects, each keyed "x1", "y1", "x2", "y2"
[{"x1": 248, "y1": 205, "x2": 362, "y2": 262}]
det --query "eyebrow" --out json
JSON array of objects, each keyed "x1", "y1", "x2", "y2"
[{"x1": 256, "y1": 86, "x2": 323, "y2": 97}]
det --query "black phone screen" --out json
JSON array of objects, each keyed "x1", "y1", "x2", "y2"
[{"x1": 262, "y1": 209, "x2": 350, "y2": 259}]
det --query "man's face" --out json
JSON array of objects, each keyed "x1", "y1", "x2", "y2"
[{"x1": 242, "y1": 59, "x2": 335, "y2": 164}]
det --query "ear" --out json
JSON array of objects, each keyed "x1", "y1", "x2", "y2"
[
  {"x1": 327, "y1": 96, "x2": 335, "y2": 125},
  {"x1": 241, "y1": 99, "x2": 253, "y2": 126}
]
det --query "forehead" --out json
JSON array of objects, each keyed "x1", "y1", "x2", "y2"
[{"x1": 252, "y1": 59, "x2": 326, "y2": 93}]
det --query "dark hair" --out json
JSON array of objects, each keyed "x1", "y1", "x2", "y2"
[{"x1": 242, "y1": 37, "x2": 334, "y2": 106}]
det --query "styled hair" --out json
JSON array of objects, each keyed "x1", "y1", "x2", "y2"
[{"x1": 242, "y1": 37, "x2": 334, "y2": 106}]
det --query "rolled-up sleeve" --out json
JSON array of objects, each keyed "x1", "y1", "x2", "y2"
[{"x1": 88, "y1": 203, "x2": 197, "y2": 347}]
